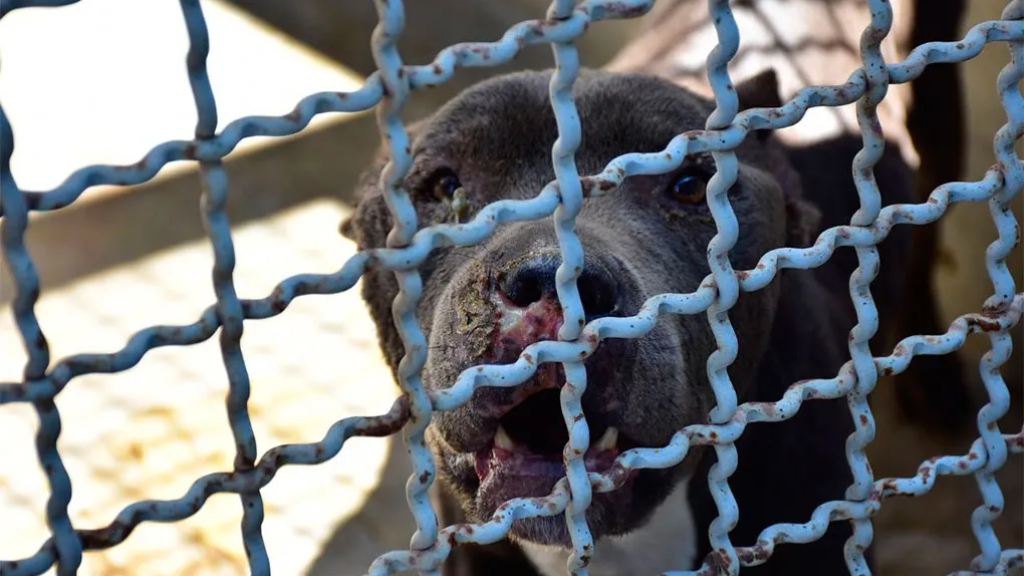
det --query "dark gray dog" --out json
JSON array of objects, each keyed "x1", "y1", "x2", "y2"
[{"x1": 342, "y1": 66, "x2": 913, "y2": 575}]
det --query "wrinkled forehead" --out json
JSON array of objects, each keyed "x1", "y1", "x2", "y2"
[{"x1": 415, "y1": 71, "x2": 716, "y2": 174}]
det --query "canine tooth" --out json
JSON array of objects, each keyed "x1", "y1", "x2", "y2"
[
  {"x1": 494, "y1": 425, "x2": 515, "y2": 450},
  {"x1": 595, "y1": 427, "x2": 619, "y2": 451}
]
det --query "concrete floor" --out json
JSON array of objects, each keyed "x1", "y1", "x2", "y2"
[
  {"x1": 0, "y1": 200, "x2": 400, "y2": 575},
  {"x1": 1, "y1": 1, "x2": 1022, "y2": 575}
]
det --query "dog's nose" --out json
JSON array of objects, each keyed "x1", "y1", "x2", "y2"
[{"x1": 500, "y1": 254, "x2": 619, "y2": 320}]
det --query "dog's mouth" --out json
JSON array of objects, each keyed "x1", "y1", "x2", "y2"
[
  {"x1": 475, "y1": 388, "x2": 639, "y2": 481},
  {"x1": 473, "y1": 383, "x2": 641, "y2": 512}
]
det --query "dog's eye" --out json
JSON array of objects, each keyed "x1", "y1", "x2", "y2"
[
  {"x1": 668, "y1": 170, "x2": 709, "y2": 204},
  {"x1": 423, "y1": 170, "x2": 462, "y2": 201}
]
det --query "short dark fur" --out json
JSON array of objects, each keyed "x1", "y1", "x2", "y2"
[{"x1": 343, "y1": 70, "x2": 912, "y2": 574}]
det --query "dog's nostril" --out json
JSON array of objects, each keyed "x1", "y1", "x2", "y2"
[
  {"x1": 507, "y1": 274, "x2": 547, "y2": 308},
  {"x1": 578, "y1": 271, "x2": 618, "y2": 319},
  {"x1": 500, "y1": 256, "x2": 559, "y2": 307},
  {"x1": 500, "y1": 255, "x2": 618, "y2": 319}
]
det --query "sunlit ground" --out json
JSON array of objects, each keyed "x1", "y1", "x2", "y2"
[
  {"x1": 0, "y1": 199, "x2": 399, "y2": 575},
  {"x1": 0, "y1": 0, "x2": 363, "y2": 192},
  {"x1": 0, "y1": 0, "x2": 400, "y2": 574}
]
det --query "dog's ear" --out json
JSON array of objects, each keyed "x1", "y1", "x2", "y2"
[
  {"x1": 786, "y1": 196, "x2": 822, "y2": 248},
  {"x1": 338, "y1": 158, "x2": 384, "y2": 246},
  {"x1": 736, "y1": 68, "x2": 782, "y2": 110},
  {"x1": 339, "y1": 215, "x2": 356, "y2": 240},
  {"x1": 736, "y1": 69, "x2": 782, "y2": 143},
  {"x1": 338, "y1": 119, "x2": 429, "y2": 244}
]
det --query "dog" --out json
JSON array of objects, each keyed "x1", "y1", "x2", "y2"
[
  {"x1": 339, "y1": 2, "x2": 941, "y2": 574},
  {"x1": 342, "y1": 65, "x2": 914, "y2": 573}
]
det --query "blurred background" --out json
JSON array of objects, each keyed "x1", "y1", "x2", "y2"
[{"x1": 0, "y1": 1, "x2": 1020, "y2": 574}]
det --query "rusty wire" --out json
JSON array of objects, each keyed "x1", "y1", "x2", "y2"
[{"x1": 0, "y1": 0, "x2": 1022, "y2": 575}]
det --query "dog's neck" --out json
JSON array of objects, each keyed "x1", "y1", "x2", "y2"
[{"x1": 519, "y1": 478, "x2": 698, "y2": 576}]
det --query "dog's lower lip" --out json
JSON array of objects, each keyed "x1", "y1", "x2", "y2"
[
  {"x1": 473, "y1": 447, "x2": 621, "y2": 486},
  {"x1": 473, "y1": 428, "x2": 623, "y2": 484}
]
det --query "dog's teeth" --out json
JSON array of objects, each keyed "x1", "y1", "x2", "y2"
[
  {"x1": 595, "y1": 427, "x2": 619, "y2": 451},
  {"x1": 494, "y1": 425, "x2": 515, "y2": 450}
]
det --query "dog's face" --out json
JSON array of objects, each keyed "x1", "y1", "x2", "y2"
[{"x1": 344, "y1": 70, "x2": 815, "y2": 546}]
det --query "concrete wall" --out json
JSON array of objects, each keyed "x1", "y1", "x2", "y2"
[{"x1": 934, "y1": 0, "x2": 1024, "y2": 398}]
